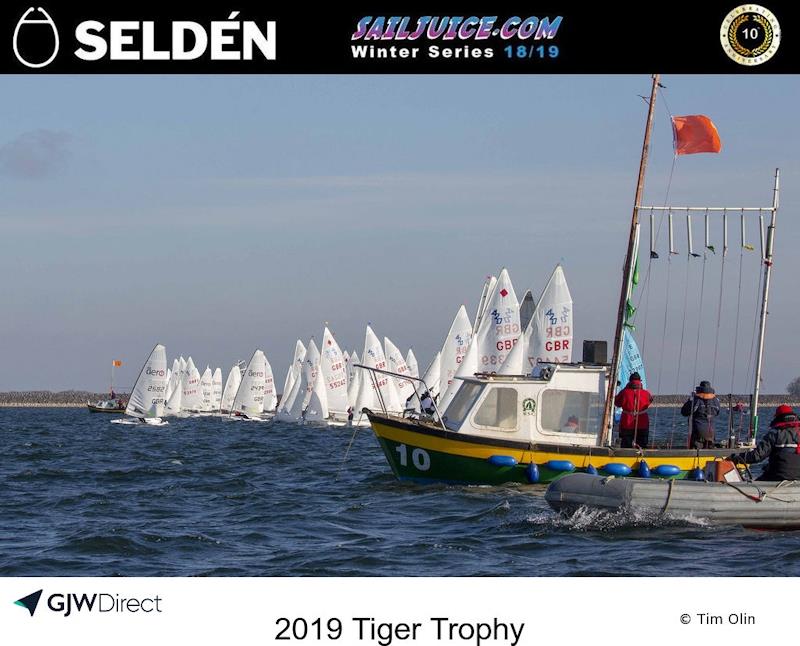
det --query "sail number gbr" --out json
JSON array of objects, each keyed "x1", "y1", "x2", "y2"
[{"x1": 395, "y1": 444, "x2": 431, "y2": 471}]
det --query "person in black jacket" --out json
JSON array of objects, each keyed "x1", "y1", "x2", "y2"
[
  {"x1": 730, "y1": 405, "x2": 800, "y2": 481},
  {"x1": 681, "y1": 380, "x2": 721, "y2": 448}
]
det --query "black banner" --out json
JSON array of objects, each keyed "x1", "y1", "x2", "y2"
[{"x1": 2, "y1": 2, "x2": 797, "y2": 73}]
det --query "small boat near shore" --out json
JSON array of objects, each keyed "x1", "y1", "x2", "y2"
[
  {"x1": 87, "y1": 399, "x2": 125, "y2": 413},
  {"x1": 545, "y1": 470, "x2": 800, "y2": 530}
]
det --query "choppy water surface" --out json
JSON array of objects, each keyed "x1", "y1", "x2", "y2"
[{"x1": 1, "y1": 407, "x2": 798, "y2": 576}]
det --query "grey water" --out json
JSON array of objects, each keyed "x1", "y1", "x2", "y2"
[{"x1": 1, "y1": 407, "x2": 798, "y2": 577}]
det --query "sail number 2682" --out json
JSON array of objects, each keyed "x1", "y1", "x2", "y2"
[{"x1": 395, "y1": 444, "x2": 431, "y2": 471}]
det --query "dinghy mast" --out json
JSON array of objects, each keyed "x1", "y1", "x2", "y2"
[{"x1": 601, "y1": 73, "x2": 660, "y2": 444}]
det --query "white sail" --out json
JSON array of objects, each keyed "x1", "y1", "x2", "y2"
[
  {"x1": 347, "y1": 351, "x2": 361, "y2": 408},
  {"x1": 320, "y1": 327, "x2": 349, "y2": 416},
  {"x1": 300, "y1": 339, "x2": 321, "y2": 410},
  {"x1": 277, "y1": 345, "x2": 307, "y2": 420},
  {"x1": 421, "y1": 351, "x2": 442, "y2": 397},
  {"x1": 164, "y1": 375, "x2": 182, "y2": 415},
  {"x1": 385, "y1": 337, "x2": 414, "y2": 409},
  {"x1": 279, "y1": 340, "x2": 306, "y2": 410},
  {"x1": 286, "y1": 359, "x2": 309, "y2": 420},
  {"x1": 179, "y1": 356, "x2": 187, "y2": 374},
  {"x1": 232, "y1": 350, "x2": 267, "y2": 417},
  {"x1": 406, "y1": 349, "x2": 419, "y2": 379},
  {"x1": 125, "y1": 344, "x2": 168, "y2": 419},
  {"x1": 504, "y1": 264, "x2": 573, "y2": 373},
  {"x1": 199, "y1": 367, "x2": 214, "y2": 412},
  {"x1": 181, "y1": 357, "x2": 202, "y2": 411},
  {"x1": 304, "y1": 366, "x2": 329, "y2": 422},
  {"x1": 343, "y1": 350, "x2": 352, "y2": 384},
  {"x1": 473, "y1": 275, "x2": 497, "y2": 334},
  {"x1": 212, "y1": 368, "x2": 223, "y2": 410},
  {"x1": 438, "y1": 305, "x2": 473, "y2": 398},
  {"x1": 263, "y1": 358, "x2": 277, "y2": 412},
  {"x1": 357, "y1": 325, "x2": 401, "y2": 412},
  {"x1": 220, "y1": 365, "x2": 241, "y2": 413},
  {"x1": 440, "y1": 269, "x2": 520, "y2": 410},
  {"x1": 165, "y1": 368, "x2": 173, "y2": 401}
]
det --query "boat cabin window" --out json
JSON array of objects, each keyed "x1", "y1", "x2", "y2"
[
  {"x1": 540, "y1": 389, "x2": 602, "y2": 436},
  {"x1": 473, "y1": 387, "x2": 518, "y2": 430},
  {"x1": 443, "y1": 382, "x2": 483, "y2": 431}
]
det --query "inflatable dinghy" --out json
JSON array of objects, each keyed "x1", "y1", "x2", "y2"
[{"x1": 545, "y1": 471, "x2": 800, "y2": 529}]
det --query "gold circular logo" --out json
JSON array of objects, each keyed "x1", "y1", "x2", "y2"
[{"x1": 721, "y1": 5, "x2": 781, "y2": 66}]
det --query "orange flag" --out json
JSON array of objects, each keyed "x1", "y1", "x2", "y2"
[
  {"x1": 671, "y1": 115, "x2": 722, "y2": 155},
  {"x1": 112, "y1": 360, "x2": 122, "y2": 367}
]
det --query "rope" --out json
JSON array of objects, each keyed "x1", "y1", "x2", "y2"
[{"x1": 692, "y1": 252, "x2": 709, "y2": 387}]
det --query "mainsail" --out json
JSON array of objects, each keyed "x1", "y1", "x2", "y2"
[
  {"x1": 438, "y1": 305, "x2": 473, "y2": 399},
  {"x1": 232, "y1": 350, "x2": 267, "y2": 417},
  {"x1": 406, "y1": 349, "x2": 419, "y2": 380},
  {"x1": 440, "y1": 268, "x2": 520, "y2": 410},
  {"x1": 220, "y1": 365, "x2": 241, "y2": 413},
  {"x1": 385, "y1": 337, "x2": 414, "y2": 409},
  {"x1": 356, "y1": 325, "x2": 401, "y2": 413},
  {"x1": 212, "y1": 367, "x2": 223, "y2": 410},
  {"x1": 181, "y1": 357, "x2": 202, "y2": 411},
  {"x1": 503, "y1": 264, "x2": 573, "y2": 374},
  {"x1": 125, "y1": 344, "x2": 168, "y2": 419},
  {"x1": 320, "y1": 327, "x2": 349, "y2": 416},
  {"x1": 264, "y1": 357, "x2": 277, "y2": 413},
  {"x1": 199, "y1": 367, "x2": 214, "y2": 412}
]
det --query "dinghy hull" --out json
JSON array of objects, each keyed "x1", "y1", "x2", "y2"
[
  {"x1": 545, "y1": 473, "x2": 800, "y2": 529},
  {"x1": 368, "y1": 411, "x2": 733, "y2": 485}
]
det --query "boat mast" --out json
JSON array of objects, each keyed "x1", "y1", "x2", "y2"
[
  {"x1": 600, "y1": 73, "x2": 660, "y2": 445},
  {"x1": 750, "y1": 168, "x2": 780, "y2": 442}
]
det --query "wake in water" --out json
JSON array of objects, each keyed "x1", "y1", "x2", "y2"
[{"x1": 526, "y1": 505, "x2": 711, "y2": 532}]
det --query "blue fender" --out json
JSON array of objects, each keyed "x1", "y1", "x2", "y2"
[
  {"x1": 585, "y1": 464, "x2": 598, "y2": 475},
  {"x1": 546, "y1": 459, "x2": 576, "y2": 473},
  {"x1": 524, "y1": 463, "x2": 540, "y2": 483},
  {"x1": 637, "y1": 460, "x2": 651, "y2": 478},
  {"x1": 602, "y1": 462, "x2": 632, "y2": 477},
  {"x1": 488, "y1": 455, "x2": 518, "y2": 468},
  {"x1": 653, "y1": 464, "x2": 681, "y2": 477},
  {"x1": 690, "y1": 467, "x2": 706, "y2": 481}
]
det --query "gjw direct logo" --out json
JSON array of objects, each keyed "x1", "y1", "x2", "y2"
[
  {"x1": 12, "y1": 6, "x2": 276, "y2": 69},
  {"x1": 14, "y1": 589, "x2": 163, "y2": 617}
]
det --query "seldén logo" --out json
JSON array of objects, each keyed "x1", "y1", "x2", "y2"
[
  {"x1": 14, "y1": 589, "x2": 43, "y2": 616},
  {"x1": 13, "y1": 589, "x2": 163, "y2": 617},
  {"x1": 12, "y1": 7, "x2": 276, "y2": 69}
]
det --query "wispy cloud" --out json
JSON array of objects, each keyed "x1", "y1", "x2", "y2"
[{"x1": 0, "y1": 129, "x2": 72, "y2": 179}]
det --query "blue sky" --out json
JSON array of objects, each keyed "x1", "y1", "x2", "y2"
[{"x1": 1, "y1": 75, "x2": 797, "y2": 393}]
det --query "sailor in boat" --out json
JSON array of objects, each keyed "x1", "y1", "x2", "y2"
[
  {"x1": 730, "y1": 405, "x2": 800, "y2": 481},
  {"x1": 560, "y1": 415, "x2": 580, "y2": 433},
  {"x1": 419, "y1": 391, "x2": 435, "y2": 417},
  {"x1": 681, "y1": 380, "x2": 721, "y2": 449},
  {"x1": 613, "y1": 372, "x2": 653, "y2": 448}
]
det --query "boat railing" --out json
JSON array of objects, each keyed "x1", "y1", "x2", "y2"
[{"x1": 352, "y1": 364, "x2": 448, "y2": 432}]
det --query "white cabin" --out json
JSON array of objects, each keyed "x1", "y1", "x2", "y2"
[{"x1": 441, "y1": 364, "x2": 609, "y2": 446}]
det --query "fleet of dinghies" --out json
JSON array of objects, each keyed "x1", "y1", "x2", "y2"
[{"x1": 118, "y1": 264, "x2": 573, "y2": 429}]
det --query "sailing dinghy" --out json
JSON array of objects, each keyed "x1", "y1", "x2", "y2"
[
  {"x1": 230, "y1": 350, "x2": 268, "y2": 421},
  {"x1": 113, "y1": 344, "x2": 169, "y2": 425}
]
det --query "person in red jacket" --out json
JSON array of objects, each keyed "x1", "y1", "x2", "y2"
[{"x1": 614, "y1": 372, "x2": 653, "y2": 448}]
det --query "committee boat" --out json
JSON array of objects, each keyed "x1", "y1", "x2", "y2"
[{"x1": 361, "y1": 74, "x2": 781, "y2": 485}]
